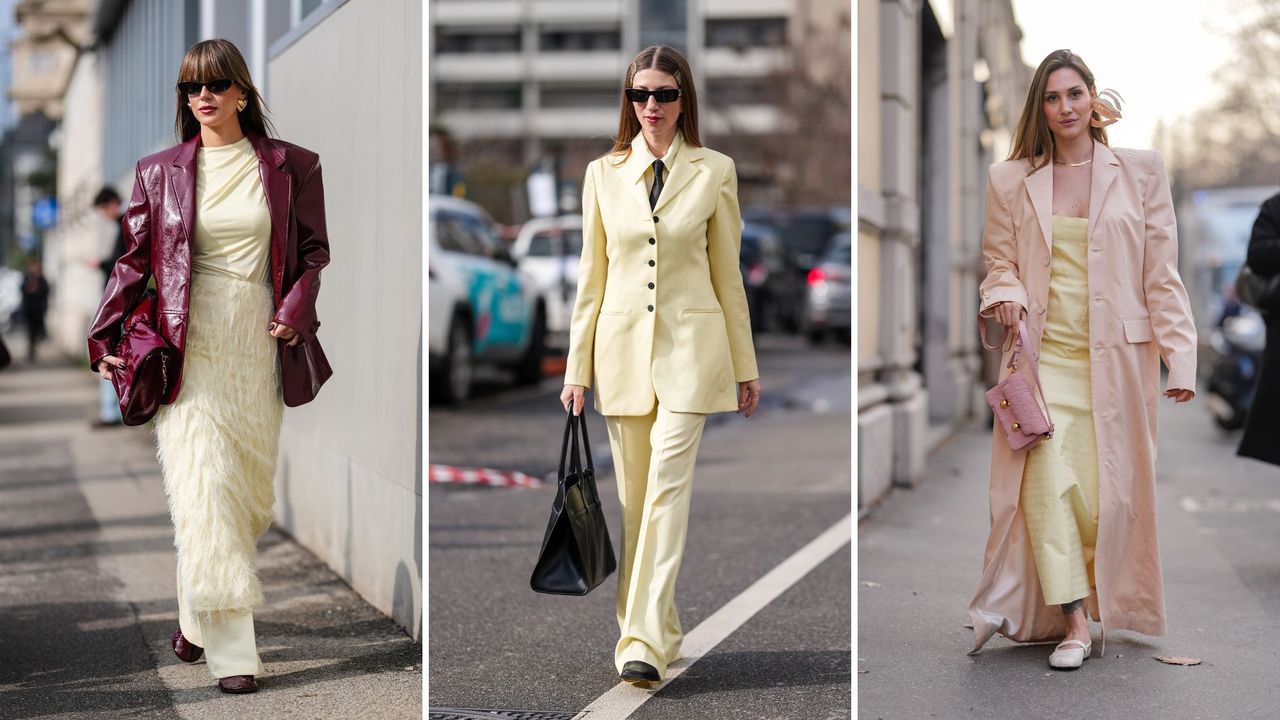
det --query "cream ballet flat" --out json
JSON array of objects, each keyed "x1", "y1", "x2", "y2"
[{"x1": 1048, "y1": 639, "x2": 1091, "y2": 670}]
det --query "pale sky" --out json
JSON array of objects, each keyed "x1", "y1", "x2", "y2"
[{"x1": 1011, "y1": 0, "x2": 1238, "y2": 150}]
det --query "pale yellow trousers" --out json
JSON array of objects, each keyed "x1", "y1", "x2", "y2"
[
  {"x1": 605, "y1": 404, "x2": 707, "y2": 677},
  {"x1": 176, "y1": 568, "x2": 265, "y2": 679}
]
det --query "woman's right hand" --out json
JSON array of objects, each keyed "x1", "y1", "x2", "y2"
[
  {"x1": 560, "y1": 384, "x2": 586, "y2": 416},
  {"x1": 97, "y1": 355, "x2": 124, "y2": 380},
  {"x1": 992, "y1": 301, "x2": 1027, "y2": 329}
]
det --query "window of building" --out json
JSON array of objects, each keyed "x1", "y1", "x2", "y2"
[
  {"x1": 436, "y1": 26, "x2": 522, "y2": 54},
  {"x1": 539, "y1": 26, "x2": 621, "y2": 52},
  {"x1": 707, "y1": 77, "x2": 776, "y2": 106},
  {"x1": 438, "y1": 83, "x2": 523, "y2": 111},
  {"x1": 541, "y1": 83, "x2": 617, "y2": 109},
  {"x1": 706, "y1": 18, "x2": 788, "y2": 49},
  {"x1": 638, "y1": 0, "x2": 688, "y2": 51}
]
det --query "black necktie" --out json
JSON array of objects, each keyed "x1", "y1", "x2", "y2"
[{"x1": 649, "y1": 159, "x2": 664, "y2": 210}]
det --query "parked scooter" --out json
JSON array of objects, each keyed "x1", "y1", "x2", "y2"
[{"x1": 1205, "y1": 307, "x2": 1267, "y2": 430}]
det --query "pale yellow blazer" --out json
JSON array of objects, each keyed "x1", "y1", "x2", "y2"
[{"x1": 565, "y1": 132, "x2": 759, "y2": 416}]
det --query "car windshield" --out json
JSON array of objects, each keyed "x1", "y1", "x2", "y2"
[
  {"x1": 744, "y1": 213, "x2": 836, "y2": 256},
  {"x1": 527, "y1": 229, "x2": 583, "y2": 257},
  {"x1": 822, "y1": 237, "x2": 851, "y2": 264}
]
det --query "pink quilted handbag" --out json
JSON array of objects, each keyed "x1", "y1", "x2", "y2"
[{"x1": 979, "y1": 318, "x2": 1054, "y2": 451}]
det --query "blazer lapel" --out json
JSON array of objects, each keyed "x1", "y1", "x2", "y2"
[
  {"x1": 1087, "y1": 142, "x2": 1119, "y2": 234},
  {"x1": 652, "y1": 144, "x2": 702, "y2": 214},
  {"x1": 249, "y1": 133, "x2": 291, "y2": 300},
  {"x1": 167, "y1": 135, "x2": 201, "y2": 251},
  {"x1": 619, "y1": 133, "x2": 655, "y2": 213},
  {"x1": 1023, "y1": 161, "x2": 1053, "y2": 254}
]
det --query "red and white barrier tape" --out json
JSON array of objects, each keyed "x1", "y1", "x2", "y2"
[{"x1": 428, "y1": 464, "x2": 544, "y2": 489}]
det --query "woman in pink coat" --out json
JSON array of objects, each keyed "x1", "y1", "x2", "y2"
[{"x1": 968, "y1": 49, "x2": 1197, "y2": 669}]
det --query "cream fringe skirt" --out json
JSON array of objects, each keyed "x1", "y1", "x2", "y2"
[{"x1": 155, "y1": 272, "x2": 283, "y2": 618}]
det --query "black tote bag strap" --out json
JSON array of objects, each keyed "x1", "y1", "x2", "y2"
[
  {"x1": 577, "y1": 411, "x2": 593, "y2": 472},
  {"x1": 559, "y1": 409, "x2": 586, "y2": 481}
]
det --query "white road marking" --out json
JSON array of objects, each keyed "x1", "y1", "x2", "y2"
[{"x1": 572, "y1": 513, "x2": 852, "y2": 720}]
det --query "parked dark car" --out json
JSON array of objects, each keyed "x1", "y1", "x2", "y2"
[
  {"x1": 743, "y1": 207, "x2": 850, "y2": 273},
  {"x1": 804, "y1": 233, "x2": 852, "y2": 343},
  {"x1": 740, "y1": 222, "x2": 805, "y2": 333}
]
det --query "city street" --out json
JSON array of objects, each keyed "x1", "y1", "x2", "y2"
[
  {"x1": 0, "y1": 340, "x2": 421, "y2": 719},
  {"x1": 859, "y1": 393, "x2": 1280, "y2": 718},
  {"x1": 428, "y1": 335, "x2": 853, "y2": 720}
]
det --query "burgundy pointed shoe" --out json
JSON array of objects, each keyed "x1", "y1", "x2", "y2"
[
  {"x1": 217, "y1": 675, "x2": 259, "y2": 694},
  {"x1": 172, "y1": 629, "x2": 203, "y2": 663}
]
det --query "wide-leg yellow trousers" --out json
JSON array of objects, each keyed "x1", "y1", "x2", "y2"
[
  {"x1": 176, "y1": 568, "x2": 265, "y2": 678},
  {"x1": 605, "y1": 404, "x2": 707, "y2": 677}
]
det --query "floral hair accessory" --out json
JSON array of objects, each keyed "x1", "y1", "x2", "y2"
[{"x1": 1090, "y1": 89, "x2": 1124, "y2": 128}]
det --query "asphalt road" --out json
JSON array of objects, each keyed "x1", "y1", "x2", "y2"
[
  {"x1": 858, "y1": 390, "x2": 1280, "y2": 719},
  {"x1": 0, "y1": 342, "x2": 421, "y2": 719},
  {"x1": 427, "y1": 334, "x2": 853, "y2": 720}
]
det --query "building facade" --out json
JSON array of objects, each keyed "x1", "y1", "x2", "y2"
[
  {"x1": 429, "y1": 0, "x2": 849, "y2": 222},
  {"x1": 857, "y1": 0, "x2": 1028, "y2": 514}
]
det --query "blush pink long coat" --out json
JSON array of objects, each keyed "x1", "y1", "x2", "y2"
[{"x1": 968, "y1": 142, "x2": 1198, "y2": 653}]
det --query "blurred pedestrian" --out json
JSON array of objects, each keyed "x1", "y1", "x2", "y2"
[
  {"x1": 91, "y1": 186, "x2": 125, "y2": 427},
  {"x1": 560, "y1": 44, "x2": 761, "y2": 687},
  {"x1": 19, "y1": 257, "x2": 49, "y2": 362},
  {"x1": 1237, "y1": 190, "x2": 1280, "y2": 465},
  {"x1": 86, "y1": 38, "x2": 332, "y2": 695},
  {"x1": 968, "y1": 50, "x2": 1197, "y2": 670}
]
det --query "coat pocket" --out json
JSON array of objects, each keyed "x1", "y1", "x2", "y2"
[
  {"x1": 598, "y1": 309, "x2": 627, "y2": 317},
  {"x1": 1122, "y1": 317, "x2": 1155, "y2": 343},
  {"x1": 682, "y1": 307, "x2": 723, "y2": 315}
]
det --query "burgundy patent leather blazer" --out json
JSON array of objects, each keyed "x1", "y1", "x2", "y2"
[{"x1": 87, "y1": 131, "x2": 332, "y2": 407}]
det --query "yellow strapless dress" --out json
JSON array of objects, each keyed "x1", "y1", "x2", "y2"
[{"x1": 1020, "y1": 214, "x2": 1099, "y2": 606}]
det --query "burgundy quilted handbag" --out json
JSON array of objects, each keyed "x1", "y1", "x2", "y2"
[
  {"x1": 979, "y1": 318, "x2": 1054, "y2": 451},
  {"x1": 110, "y1": 289, "x2": 176, "y2": 426}
]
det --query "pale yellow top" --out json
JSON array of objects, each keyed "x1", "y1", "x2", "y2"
[{"x1": 191, "y1": 137, "x2": 271, "y2": 284}]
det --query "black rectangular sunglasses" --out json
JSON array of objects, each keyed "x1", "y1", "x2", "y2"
[
  {"x1": 177, "y1": 79, "x2": 234, "y2": 96},
  {"x1": 625, "y1": 87, "x2": 681, "y2": 103}
]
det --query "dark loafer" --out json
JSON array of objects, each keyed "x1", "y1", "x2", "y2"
[
  {"x1": 217, "y1": 675, "x2": 259, "y2": 694},
  {"x1": 620, "y1": 661, "x2": 660, "y2": 687},
  {"x1": 171, "y1": 629, "x2": 203, "y2": 663}
]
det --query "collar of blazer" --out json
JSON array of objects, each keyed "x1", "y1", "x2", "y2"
[
  {"x1": 613, "y1": 131, "x2": 706, "y2": 214},
  {"x1": 167, "y1": 131, "x2": 292, "y2": 283},
  {"x1": 1023, "y1": 140, "x2": 1119, "y2": 253}
]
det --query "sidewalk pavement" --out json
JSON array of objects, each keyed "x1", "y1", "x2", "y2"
[
  {"x1": 0, "y1": 342, "x2": 421, "y2": 719},
  {"x1": 858, "y1": 395, "x2": 1280, "y2": 719}
]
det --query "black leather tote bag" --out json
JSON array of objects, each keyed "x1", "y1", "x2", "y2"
[{"x1": 530, "y1": 409, "x2": 617, "y2": 595}]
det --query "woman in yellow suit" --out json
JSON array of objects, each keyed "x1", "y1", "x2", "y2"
[{"x1": 561, "y1": 44, "x2": 762, "y2": 687}]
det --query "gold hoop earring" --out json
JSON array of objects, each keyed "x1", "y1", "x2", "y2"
[{"x1": 237, "y1": 98, "x2": 247, "y2": 112}]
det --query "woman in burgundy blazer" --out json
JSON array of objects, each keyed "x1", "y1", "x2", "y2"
[{"x1": 86, "y1": 39, "x2": 330, "y2": 695}]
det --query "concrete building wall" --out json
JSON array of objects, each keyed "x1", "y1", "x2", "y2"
[
  {"x1": 857, "y1": 0, "x2": 1027, "y2": 515},
  {"x1": 45, "y1": 50, "x2": 105, "y2": 356},
  {"x1": 266, "y1": 0, "x2": 423, "y2": 640}
]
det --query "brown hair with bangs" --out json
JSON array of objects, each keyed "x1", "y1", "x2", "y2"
[
  {"x1": 609, "y1": 45, "x2": 701, "y2": 161},
  {"x1": 1009, "y1": 49, "x2": 1108, "y2": 173},
  {"x1": 174, "y1": 39, "x2": 275, "y2": 142}
]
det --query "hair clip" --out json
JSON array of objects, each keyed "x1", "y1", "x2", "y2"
[{"x1": 1090, "y1": 89, "x2": 1124, "y2": 128}]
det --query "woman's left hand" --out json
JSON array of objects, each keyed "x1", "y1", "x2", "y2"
[
  {"x1": 1164, "y1": 388, "x2": 1194, "y2": 403},
  {"x1": 268, "y1": 321, "x2": 301, "y2": 347},
  {"x1": 738, "y1": 379, "x2": 761, "y2": 418}
]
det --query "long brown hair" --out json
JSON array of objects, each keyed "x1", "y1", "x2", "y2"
[
  {"x1": 609, "y1": 45, "x2": 702, "y2": 161},
  {"x1": 1009, "y1": 49, "x2": 1108, "y2": 173},
  {"x1": 174, "y1": 39, "x2": 275, "y2": 142}
]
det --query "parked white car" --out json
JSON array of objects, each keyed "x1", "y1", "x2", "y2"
[
  {"x1": 428, "y1": 195, "x2": 547, "y2": 403},
  {"x1": 510, "y1": 214, "x2": 582, "y2": 349}
]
